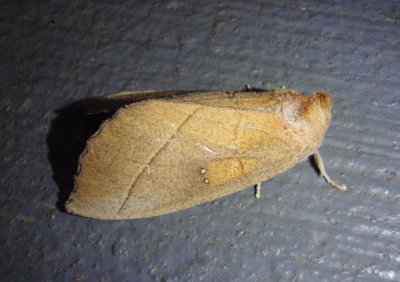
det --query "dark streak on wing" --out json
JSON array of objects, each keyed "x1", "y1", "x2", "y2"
[
  {"x1": 77, "y1": 90, "x2": 206, "y2": 114},
  {"x1": 76, "y1": 89, "x2": 278, "y2": 114}
]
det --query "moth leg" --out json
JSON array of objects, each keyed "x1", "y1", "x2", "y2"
[
  {"x1": 255, "y1": 182, "x2": 261, "y2": 198},
  {"x1": 312, "y1": 151, "x2": 347, "y2": 190}
]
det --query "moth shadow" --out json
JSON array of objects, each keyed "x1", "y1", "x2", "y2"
[
  {"x1": 308, "y1": 154, "x2": 321, "y2": 176},
  {"x1": 47, "y1": 101, "x2": 112, "y2": 212}
]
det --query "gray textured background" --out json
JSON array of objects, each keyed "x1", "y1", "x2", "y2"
[{"x1": 1, "y1": 1, "x2": 400, "y2": 281}]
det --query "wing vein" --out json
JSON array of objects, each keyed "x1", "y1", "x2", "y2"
[{"x1": 117, "y1": 106, "x2": 202, "y2": 214}]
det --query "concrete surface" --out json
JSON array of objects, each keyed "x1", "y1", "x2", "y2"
[{"x1": 1, "y1": 0, "x2": 399, "y2": 281}]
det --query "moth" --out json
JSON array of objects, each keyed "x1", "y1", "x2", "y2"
[{"x1": 66, "y1": 87, "x2": 346, "y2": 220}]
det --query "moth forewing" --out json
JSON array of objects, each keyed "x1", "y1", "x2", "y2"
[{"x1": 66, "y1": 89, "x2": 345, "y2": 219}]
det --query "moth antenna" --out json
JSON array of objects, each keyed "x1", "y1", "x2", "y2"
[
  {"x1": 255, "y1": 182, "x2": 261, "y2": 198},
  {"x1": 312, "y1": 151, "x2": 347, "y2": 190}
]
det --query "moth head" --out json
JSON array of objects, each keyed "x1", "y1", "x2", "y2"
[
  {"x1": 314, "y1": 91, "x2": 333, "y2": 113},
  {"x1": 313, "y1": 91, "x2": 333, "y2": 124},
  {"x1": 292, "y1": 91, "x2": 330, "y2": 121}
]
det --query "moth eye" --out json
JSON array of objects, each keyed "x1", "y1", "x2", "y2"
[
  {"x1": 199, "y1": 167, "x2": 207, "y2": 174},
  {"x1": 204, "y1": 178, "x2": 210, "y2": 184}
]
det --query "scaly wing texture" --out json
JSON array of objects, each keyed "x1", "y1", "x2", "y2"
[{"x1": 66, "y1": 90, "x2": 332, "y2": 219}]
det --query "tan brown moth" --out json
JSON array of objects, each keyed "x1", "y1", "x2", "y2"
[{"x1": 66, "y1": 87, "x2": 346, "y2": 220}]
